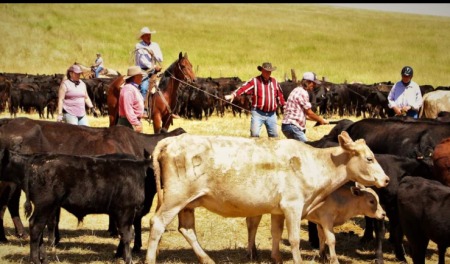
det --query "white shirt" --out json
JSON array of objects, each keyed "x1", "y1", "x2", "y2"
[
  {"x1": 387, "y1": 80, "x2": 423, "y2": 110},
  {"x1": 134, "y1": 41, "x2": 163, "y2": 73}
]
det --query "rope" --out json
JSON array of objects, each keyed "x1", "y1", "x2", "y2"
[{"x1": 167, "y1": 73, "x2": 251, "y2": 114}]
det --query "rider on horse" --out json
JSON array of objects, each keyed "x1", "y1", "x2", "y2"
[{"x1": 134, "y1": 26, "x2": 163, "y2": 118}]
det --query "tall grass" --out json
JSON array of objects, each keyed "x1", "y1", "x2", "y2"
[{"x1": 1, "y1": 4, "x2": 450, "y2": 86}]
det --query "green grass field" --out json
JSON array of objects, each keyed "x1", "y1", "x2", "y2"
[{"x1": 1, "y1": 4, "x2": 450, "y2": 86}]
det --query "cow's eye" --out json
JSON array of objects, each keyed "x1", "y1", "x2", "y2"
[{"x1": 367, "y1": 156, "x2": 373, "y2": 162}]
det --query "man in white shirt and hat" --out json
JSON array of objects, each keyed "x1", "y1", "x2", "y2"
[{"x1": 134, "y1": 26, "x2": 164, "y2": 117}]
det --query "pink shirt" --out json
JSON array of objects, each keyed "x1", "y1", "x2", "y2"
[
  {"x1": 60, "y1": 79, "x2": 91, "y2": 117},
  {"x1": 282, "y1": 86, "x2": 311, "y2": 130},
  {"x1": 119, "y1": 83, "x2": 144, "y2": 126}
]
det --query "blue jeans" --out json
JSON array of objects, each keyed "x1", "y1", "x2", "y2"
[
  {"x1": 406, "y1": 109, "x2": 419, "y2": 119},
  {"x1": 94, "y1": 67, "x2": 103, "y2": 78},
  {"x1": 63, "y1": 113, "x2": 89, "y2": 126},
  {"x1": 140, "y1": 76, "x2": 150, "y2": 99},
  {"x1": 250, "y1": 108, "x2": 278, "y2": 137},
  {"x1": 281, "y1": 123, "x2": 307, "y2": 142}
]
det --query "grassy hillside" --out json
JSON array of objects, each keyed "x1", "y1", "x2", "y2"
[{"x1": 1, "y1": 4, "x2": 450, "y2": 86}]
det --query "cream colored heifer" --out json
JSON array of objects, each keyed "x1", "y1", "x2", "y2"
[
  {"x1": 419, "y1": 90, "x2": 450, "y2": 118},
  {"x1": 146, "y1": 131, "x2": 390, "y2": 264},
  {"x1": 246, "y1": 183, "x2": 386, "y2": 264}
]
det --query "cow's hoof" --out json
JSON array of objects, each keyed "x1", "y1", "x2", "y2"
[
  {"x1": 16, "y1": 233, "x2": 28, "y2": 239},
  {"x1": 309, "y1": 240, "x2": 319, "y2": 249},
  {"x1": 132, "y1": 247, "x2": 141, "y2": 253}
]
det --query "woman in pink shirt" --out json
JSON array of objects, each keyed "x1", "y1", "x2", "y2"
[
  {"x1": 118, "y1": 66, "x2": 145, "y2": 133},
  {"x1": 57, "y1": 64, "x2": 96, "y2": 126}
]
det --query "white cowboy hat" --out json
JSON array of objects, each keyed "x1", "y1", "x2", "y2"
[{"x1": 137, "y1": 27, "x2": 156, "y2": 39}]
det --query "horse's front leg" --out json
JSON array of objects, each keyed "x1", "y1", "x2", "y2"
[{"x1": 152, "y1": 113, "x2": 163, "y2": 134}]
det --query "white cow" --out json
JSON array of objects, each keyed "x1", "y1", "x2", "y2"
[
  {"x1": 246, "y1": 183, "x2": 386, "y2": 264},
  {"x1": 419, "y1": 90, "x2": 450, "y2": 119},
  {"x1": 145, "y1": 131, "x2": 390, "y2": 264}
]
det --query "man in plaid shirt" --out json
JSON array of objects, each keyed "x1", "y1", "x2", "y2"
[{"x1": 281, "y1": 72, "x2": 329, "y2": 142}]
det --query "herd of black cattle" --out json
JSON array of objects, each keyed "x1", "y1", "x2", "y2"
[
  {"x1": 0, "y1": 72, "x2": 449, "y2": 263},
  {"x1": 1, "y1": 71, "x2": 449, "y2": 122}
]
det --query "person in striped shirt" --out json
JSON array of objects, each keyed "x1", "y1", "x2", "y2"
[{"x1": 226, "y1": 62, "x2": 286, "y2": 137}]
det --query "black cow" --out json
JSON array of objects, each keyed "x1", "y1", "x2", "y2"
[
  {"x1": 0, "y1": 117, "x2": 186, "y2": 253},
  {"x1": 397, "y1": 176, "x2": 450, "y2": 264},
  {"x1": 212, "y1": 76, "x2": 243, "y2": 117},
  {"x1": 342, "y1": 118, "x2": 450, "y2": 168},
  {"x1": 0, "y1": 149, "x2": 152, "y2": 264},
  {"x1": 362, "y1": 155, "x2": 432, "y2": 263},
  {"x1": 346, "y1": 118, "x2": 450, "y2": 262},
  {"x1": 186, "y1": 77, "x2": 219, "y2": 120}
]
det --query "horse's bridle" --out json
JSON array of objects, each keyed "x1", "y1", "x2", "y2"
[{"x1": 166, "y1": 59, "x2": 192, "y2": 84}]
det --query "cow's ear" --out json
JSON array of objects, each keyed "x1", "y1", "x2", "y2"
[
  {"x1": 338, "y1": 131, "x2": 353, "y2": 151},
  {"x1": 350, "y1": 186, "x2": 363, "y2": 196}
]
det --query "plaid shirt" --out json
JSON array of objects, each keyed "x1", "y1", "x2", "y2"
[
  {"x1": 233, "y1": 75, "x2": 285, "y2": 112},
  {"x1": 281, "y1": 86, "x2": 311, "y2": 130}
]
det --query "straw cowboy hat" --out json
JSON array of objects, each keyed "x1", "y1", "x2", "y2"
[
  {"x1": 137, "y1": 27, "x2": 156, "y2": 39},
  {"x1": 257, "y1": 62, "x2": 277, "y2": 72},
  {"x1": 124, "y1": 66, "x2": 144, "y2": 80}
]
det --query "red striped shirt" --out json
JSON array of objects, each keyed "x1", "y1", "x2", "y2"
[{"x1": 233, "y1": 76, "x2": 285, "y2": 112}]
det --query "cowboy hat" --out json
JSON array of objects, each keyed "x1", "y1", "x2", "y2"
[
  {"x1": 137, "y1": 27, "x2": 156, "y2": 39},
  {"x1": 124, "y1": 66, "x2": 144, "y2": 80},
  {"x1": 257, "y1": 62, "x2": 277, "y2": 72}
]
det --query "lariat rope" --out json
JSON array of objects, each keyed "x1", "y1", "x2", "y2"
[{"x1": 165, "y1": 71, "x2": 251, "y2": 114}]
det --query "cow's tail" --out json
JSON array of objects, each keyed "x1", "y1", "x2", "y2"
[
  {"x1": 418, "y1": 102, "x2": 424, "y2": 118},
  {"x1": 152, "y1": 139, "x2": 166, "y2": 211},
  {"x1": 24, "y1": 199, "x2": 32, "y2": 219}
]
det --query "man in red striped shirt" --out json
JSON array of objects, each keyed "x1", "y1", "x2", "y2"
[{"x1": 226, "y1": 62, "x2": 286, "y2": 137}]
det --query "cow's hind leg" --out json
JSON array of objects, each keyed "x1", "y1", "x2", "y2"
[
  {"x1": 322, "y1": 222, "x2": 339, "y2": 264},
  {"x1": 0, "y1": 182, "x2": 12, "y2": 242},
  {"x1": 178, "y1": 208, "x2": 215, "y2": 264},
  {"x1": 409, "y1": 236, "x2": 429, "y2": 264},
  {"x1": 317, "y1": 224, "x2": 329, "y2": 263},
  {"x1": 46, "y1": 207, "x2": 61, "y2": 247},
  {"x1": 146, "y1": 204, "x2": 181, "y2": 264},
  {"x1": 8, "y1": 187, "x2": 28, "y2": 239},
  {"x1": 29, "y1": 208, "x2": 50, "y2": 264},
  {"x1": 246, "y1": 215, "x2": 262, "y2": 260},
  {"x1": 283, "y1": 208, "x2": 302, "y2": 264},
  {"x1": 270, "y1": 214, "x2": 285, "y2": 264},
  {"x1": 114, "y1": 213, "x2": 134, "y2": 264}
]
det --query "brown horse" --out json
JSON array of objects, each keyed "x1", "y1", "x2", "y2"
[
  {"x1": 106, "y1": 75, "x2": 125, "y2": 127},
  {"x1": 149, "y1": 52, "x2": 196, "y2": 133}
]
